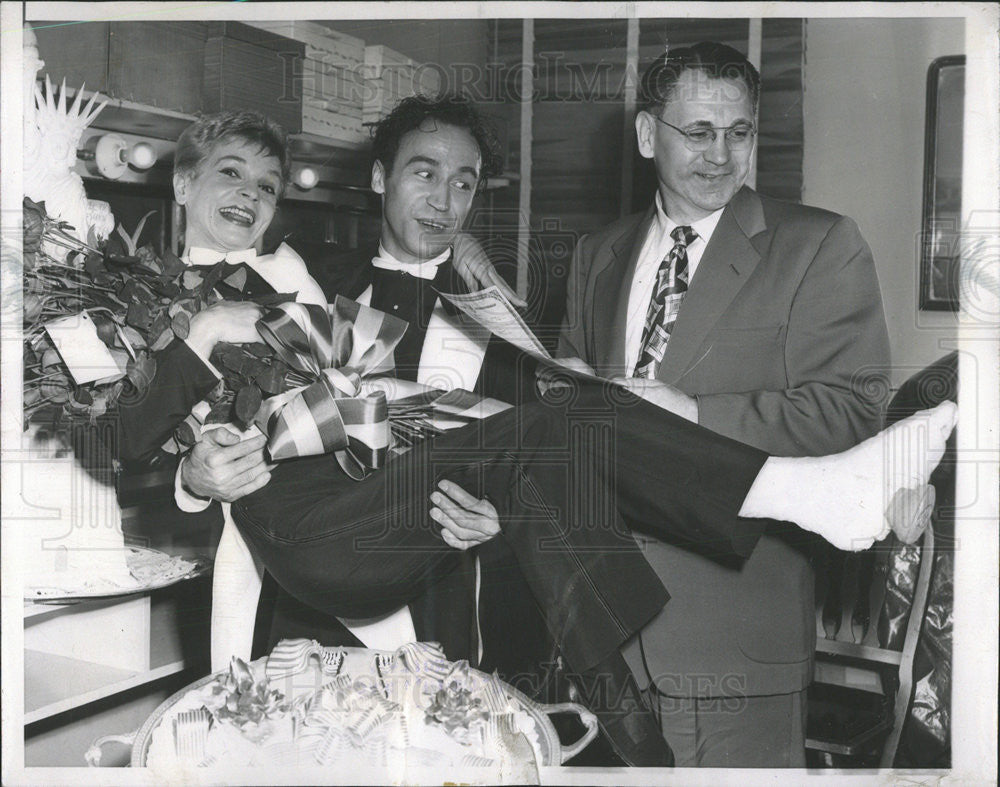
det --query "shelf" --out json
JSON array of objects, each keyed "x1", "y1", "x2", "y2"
[
  {"x1": 56, "y1": 82, "x2": 371, "y2": 190},
  {"x1": 23, "y1": 574, "x2": 212, "y2": 727},
  {"x1": 24, "y1": 649, "x2": 186, "y2": 725}
]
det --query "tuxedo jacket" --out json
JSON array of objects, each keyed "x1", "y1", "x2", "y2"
[
  {"x1": 558, "y1": 186, "x2": 891, "y2": 697},
  {"x1": 286, "y1": 242, "x2": 544, "y2": 661},
  {"x1": 296, "y1": 241, "x2": 539, "y2": 406}
]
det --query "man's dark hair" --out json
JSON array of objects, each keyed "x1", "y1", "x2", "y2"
[
  {"x1": 640, "y1": 41, "x2": 761, "y2": 115},
  {"x1": 370, "y1": 95, "x2": 504, "y2": 189},
  {"x1": 174, "y1": 110, "x2": 292, "y2": 196}
]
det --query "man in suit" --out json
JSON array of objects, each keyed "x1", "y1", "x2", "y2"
[{"x1": 555, "y1": 42, "x2": 891, "y2": 766}]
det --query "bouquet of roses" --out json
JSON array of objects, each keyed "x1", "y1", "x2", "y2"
[
  {"x1": 23, "y1": 198, "x2": 491, "y2": 477},
  {"x1": 22, "y1": 197, "x2": 293, "y2": 438}
]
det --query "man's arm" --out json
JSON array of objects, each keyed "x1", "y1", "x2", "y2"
[
  {"x1": 178, "y1": 429, "x2": 272, "y2": 506},
  {"x1": 697, "y1": 217, "x2": 890, "y2": 456},
  {"x1": 556, "y1": 233, "x2": 593, "y2": 362}
]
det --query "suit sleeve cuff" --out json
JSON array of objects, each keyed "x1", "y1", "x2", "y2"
[{"x1": 175, "y1": 455, "x2": 213, "y2": 512}]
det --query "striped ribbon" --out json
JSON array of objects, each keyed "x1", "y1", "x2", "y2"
[{"x1": 254, "y1": 297, "x2": 408, "y2": 479}]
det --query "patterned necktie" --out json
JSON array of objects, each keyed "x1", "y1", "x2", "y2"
[{"x1": 634, "y1": 225, "x2": 697, "y2": 379}]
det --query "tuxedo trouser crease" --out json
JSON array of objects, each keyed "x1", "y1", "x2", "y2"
[{"x1": 233, "y1": 384, "x2": 768, "y2": 673}]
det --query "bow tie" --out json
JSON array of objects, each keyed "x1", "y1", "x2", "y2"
[
  {"x1": 186, "y1": 247, "x2": 258, "y2": 266},
  {"x1": 371, "y1": 250, "x2": 451, "y2": 281}
]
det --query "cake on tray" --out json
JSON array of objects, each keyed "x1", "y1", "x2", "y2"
[{"x1": 145, "y1": 638, "x2": 544, "y2": 782}]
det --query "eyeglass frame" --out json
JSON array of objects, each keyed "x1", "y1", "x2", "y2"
[{"x1": 652, "y1": 116, "x2": 758, "y2": 152}]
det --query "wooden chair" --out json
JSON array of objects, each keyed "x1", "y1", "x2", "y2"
[
  {"x1": 806, "y1": 354, "x2": 957, "y2": 768},
  {"x1": 808, "y1": 525, "x2": 937, "y2": 766}
]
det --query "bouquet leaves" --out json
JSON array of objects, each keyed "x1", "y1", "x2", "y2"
[{"x1": 22, "y1": 198, "x2": 292, "y2": 438}]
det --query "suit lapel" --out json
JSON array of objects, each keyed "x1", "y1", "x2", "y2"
[
  {"x1": 656, "y1": 187, "x2": 768, "y2": 384},
  {"x1": 594, "y1": 208, "x2": 656, "y2": 372}
]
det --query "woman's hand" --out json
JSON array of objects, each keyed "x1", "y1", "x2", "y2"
[
  {"x1": 452, "y1": 232, "x2": 527, "y2": 308},
  {"x1": 430, "y1": 480, "x2": 501, "y2": 550},
  {"x1": 187, "y1": 301, "x2": 263, "y2": 357}
]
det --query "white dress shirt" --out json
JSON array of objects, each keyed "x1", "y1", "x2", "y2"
[
  {"x1": 623, "y1": 194, "x2": 725, "y2": 377},
  {"x1": 370, "y1": 244, "x2": 451, "y2": 279},
  {"x1": 357, "y1": 245, "x2": 490, "y2": 392}
]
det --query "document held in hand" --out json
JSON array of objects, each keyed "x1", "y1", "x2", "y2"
[{"x1": 437, "y1": 286, "x2": 605, "y2": 382}]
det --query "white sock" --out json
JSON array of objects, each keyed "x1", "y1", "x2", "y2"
[{"x1": 741, "y1": 401, "x2": 957, "y2": 551}]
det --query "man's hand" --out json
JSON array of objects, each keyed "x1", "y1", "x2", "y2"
[
  {"x1": 430, "y1": 480, "x2": 500, "y2": 550},
  {"x1": 536, "y1": 357, "x2": 596, "y2": 397},
  {"x1": 452, "y1": 232, "x2": 527, "y2": 308},
  {"x1": 610, "y1": 377, "x2": 699, "y2": 422},
  {"x1": 187, "y1": 301, "x2": 263, "y2": 358},
  {"x1": 181, "y1": 429, "x2": 273, "y2": 503}
]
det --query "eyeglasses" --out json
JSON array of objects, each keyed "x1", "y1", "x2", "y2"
[{"x1": 653, "y1": 117, "x2": 757, "y2": 152}]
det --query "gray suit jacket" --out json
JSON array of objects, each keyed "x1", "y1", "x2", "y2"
[{"x1": 558, "y1": 186, "x2": 891, "y2": 696}]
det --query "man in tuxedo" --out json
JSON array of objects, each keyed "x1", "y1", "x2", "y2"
[
  {"x1": 120, "y1": 98, "x2": 544, "y2": 669},
  {"x1": 270, "y1": 95, "x2": 546, "y2": 662},
  {"x1": 555, "y1": 42, "x2": 891, "y2": 766}
]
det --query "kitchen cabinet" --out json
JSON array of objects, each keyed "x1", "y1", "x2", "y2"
[{"x1": 34, "y1": 21, "x2": 207, "y2": 115}]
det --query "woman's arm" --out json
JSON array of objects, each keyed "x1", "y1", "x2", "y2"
[{"x1": 117, "y1": 301, "x2": 262, "y2": 466}]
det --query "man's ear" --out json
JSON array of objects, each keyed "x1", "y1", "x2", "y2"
[
  {"x1": 173, "y1": 172, "x2": 190, "y2": 205},
  {"x1": 635, "y1": 111, "x2": 656, "y2": 160},
  {"x1": 371, "y1": 160, "x2": 386, "y2": 195}
]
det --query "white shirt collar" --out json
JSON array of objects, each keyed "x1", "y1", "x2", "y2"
[
  {"x1": 653, "y1": 191, "x2": 725, "y2": 248},
  {"x1": 185, "y1": 247, "x2": 258, "y2": 266},
  {"x1": 371, "y1": 244, "x2": 451, "y2": 281}
]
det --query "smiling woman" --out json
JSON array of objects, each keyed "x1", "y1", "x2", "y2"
[
  {"x1": 174, "y1": 141, "x2": 281, "y2": 252},
  {"x1": 172, "y1": 110, "x2": 292, "y2": 253}
]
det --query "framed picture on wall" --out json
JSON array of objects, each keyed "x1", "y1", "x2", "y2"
[{"x1": 919, "y1": 55, "x2": 965, "y2": 311}]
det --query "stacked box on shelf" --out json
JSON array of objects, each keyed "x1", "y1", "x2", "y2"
[
  {"x1": 362, "y1": 44, "x2": 444, "y2": 124},
  {"x1": 302, "y1": 99, "x2": 367, "y2": 148},
  {"x1": 301, "y1": 59, "x2": 366, "y2": 116},
  {"x1": 243, "y1": 20, "x2": 364, "y2": 70},
  {"x1": 301, "y1": 74, "x2": 367, "y2": 143},
  {"x1": 244, "y1": 20, "x2": 368, "y2": 145},
  {"x1": 203, "y1": 22, "x2": 304, "y2": 134}
]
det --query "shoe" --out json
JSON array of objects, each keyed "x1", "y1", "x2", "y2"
[
  {"x1": 885, "y1": 484, "x2": 935, "y2": 544},
  {"x1": 573, "y1": 651, "x2": 674, "y2": 767}
]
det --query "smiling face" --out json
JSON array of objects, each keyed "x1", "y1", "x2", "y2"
[
  {"x1": 635, "y1": 69, "x2": 756, "y2": 224},
  {"x1": 371, "y1": 120, "x2": 481, "y2": 264},
  {"x1": 173, "y1": 137, "x2": 282, "y2": 253}
]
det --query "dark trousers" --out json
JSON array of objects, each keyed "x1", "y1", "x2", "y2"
[{"x1": 233, "y1": 383, "x2": 768, "y2": 673}]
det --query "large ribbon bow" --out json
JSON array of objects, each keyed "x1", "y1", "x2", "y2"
[{"x1": 254, "y1": 296, "x2": 408, "y2": 479}]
